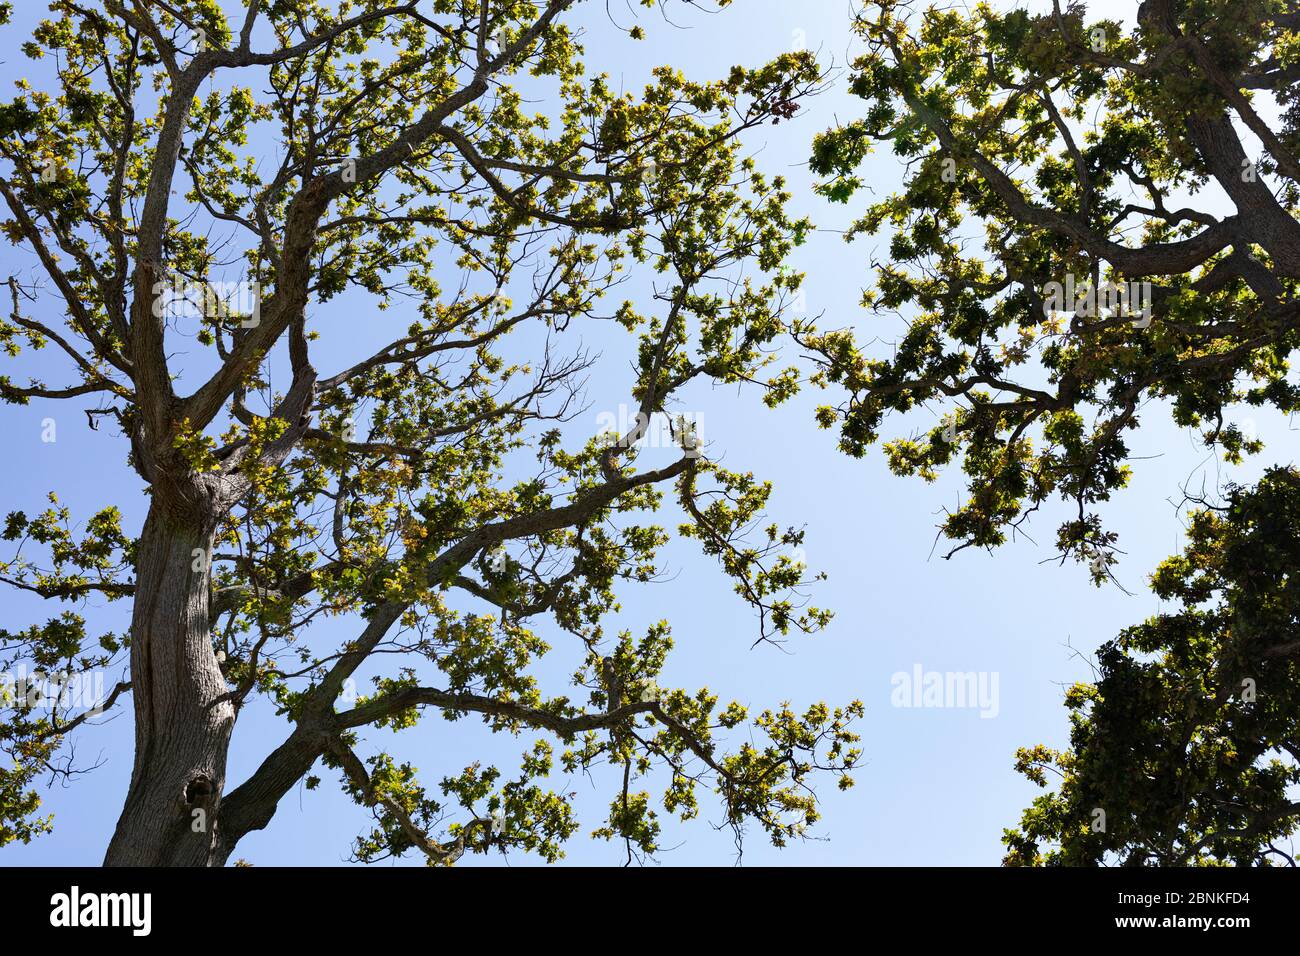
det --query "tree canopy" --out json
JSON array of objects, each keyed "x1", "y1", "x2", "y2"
[
  {"x1": 4, "y1": 0, "x2": 1299, "y2": 869},
  {"x1": 1006, "y1": 467, "x2": 1300, "y2": 866},
  {"x1": 807, "y1": 0, "x2": 1300, "y2": 865},
  {"x1": 807, "y1": 0, "x2": 1299, "y2": 575}
]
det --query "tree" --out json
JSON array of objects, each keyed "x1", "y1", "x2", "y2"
[
  {"x1": 805, "y1": 0, "x2": 1300, "y2": 578},
  {"x1": 0, "y1": 0, "x2": 862, "y2": 866},
  {"x1": 804, "y1": 0, "x2": 1300, "y2": 864},
  {"x1": 1005, "y1": 468, "x2": 1300, "y2": 866}
]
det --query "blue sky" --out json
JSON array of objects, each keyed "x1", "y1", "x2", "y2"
[{"x1": 2, "y1": 0, "x2": 1293, "y2": 866}]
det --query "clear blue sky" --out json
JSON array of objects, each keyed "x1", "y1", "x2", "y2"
[{"x1": 1, "y1": 0, "x2": 1291, "y2": 866}]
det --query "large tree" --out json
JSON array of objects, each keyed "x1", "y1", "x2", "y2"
[
  {"x1": 805, "y1": 0, "x2": 1300, "y2": 863},
  {"x1": 0, "y1": 0, "x2": 861, "y2": 866}
]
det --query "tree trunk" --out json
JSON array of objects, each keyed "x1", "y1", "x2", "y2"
[{"x1": 103, "y1": 499, "x2": 236, "y2": 866}]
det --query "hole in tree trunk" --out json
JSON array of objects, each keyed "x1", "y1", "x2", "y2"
[{"x1": 185, "y1": 774, "x2": 214, "y2": 805}]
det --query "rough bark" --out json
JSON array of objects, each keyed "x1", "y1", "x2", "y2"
[{"x1": 103, "y1": 493, "x2": 235, "y2": 866}]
